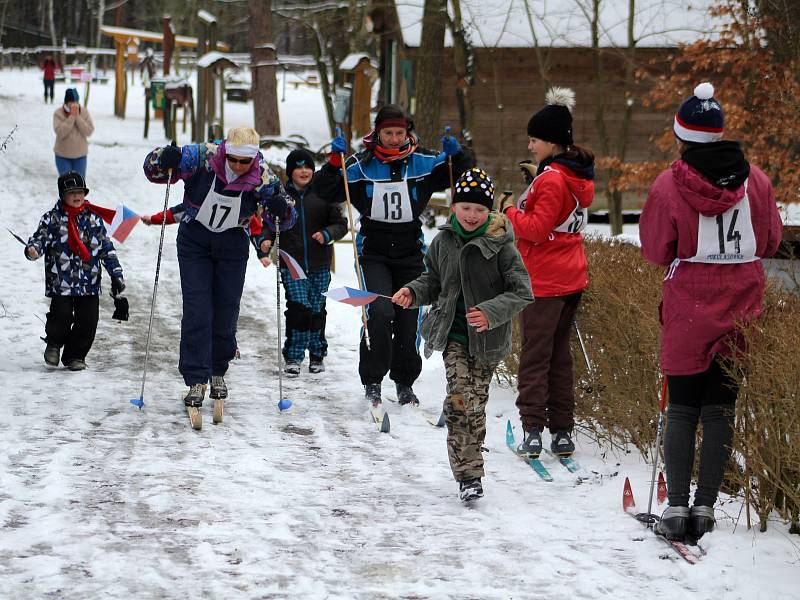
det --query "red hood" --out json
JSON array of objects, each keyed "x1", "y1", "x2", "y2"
[
  {"x1": 671, "y1": 160, "x2": 744, "y2": 217},
  {"x1": 549, "y1": 163, "x2": 594, "y2": 208}
]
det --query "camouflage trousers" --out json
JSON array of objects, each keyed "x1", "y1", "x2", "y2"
[{"x1": 443, "y1": 341, "x2": 498, "y2": 481}]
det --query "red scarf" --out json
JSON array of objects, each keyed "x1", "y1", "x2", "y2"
[
  {"x1": 362, "y1": 129, "x2": 418, "y2": 163},
  {"x1": 62, "y1": 201, "x2": 116, "y2": 261}
]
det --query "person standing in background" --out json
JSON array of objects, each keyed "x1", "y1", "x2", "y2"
[
  {"x1": 40, "y1": 54, "x2": 59, "y2": 103},
  {"x1": 53, "y1": 88, "x2": 94, "y2": 178}
]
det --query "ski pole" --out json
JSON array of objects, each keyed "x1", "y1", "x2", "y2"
[
  {"x1": 132, "y1": 168, "x2": 173, "y2": 409},
  {"x1": 275, "y1": 216, "x2": 291, "y2": 411},
  {"x1": 574, "y1": 320, "x2": 593, "y2": 375},
  {"x1": 336, "y1": 127, "x2": 372, "y2": 350},
  {"x1": 444, "y1": 126, "x2": 454, "y2": 194},
  {"x1": 644, "y1": 377, "x2": 669, "y2": 525}
]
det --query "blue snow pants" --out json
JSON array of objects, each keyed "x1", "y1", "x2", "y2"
[{"x1": 176, "y1": 220, "x2": 249, "y2": 386}]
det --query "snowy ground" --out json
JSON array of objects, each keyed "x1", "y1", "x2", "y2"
[{"x1": 0, "y1": 68, "x2": 798, "y2": 599}]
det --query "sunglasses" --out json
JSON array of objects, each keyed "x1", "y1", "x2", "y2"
[{"x1": 226, "y1": 155, "x2": 253, "y2": 165}]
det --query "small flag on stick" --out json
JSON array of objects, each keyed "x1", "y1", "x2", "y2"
[
  {"x1": 107, "y1": 204, "x2": 140, "y2": 243},
  {"x1": 278, "y1": 250, "x2": 307, "y2": 280},
  {"x1": 324, "y1": 286, "x2": 388, "y2": 307}
]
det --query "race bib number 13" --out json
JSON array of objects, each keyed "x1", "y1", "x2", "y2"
[{"x1": 370, "y1": 181, "x2": 413, "y2": 223}]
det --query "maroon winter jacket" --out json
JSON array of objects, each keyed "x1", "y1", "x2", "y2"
[{"x1": 640, "y1": 160, "x2": 782, "y2": 375}]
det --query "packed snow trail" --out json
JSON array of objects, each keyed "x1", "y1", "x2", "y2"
[{"x1": 0, "y1": 70, "x2": 797, "y2": 599}]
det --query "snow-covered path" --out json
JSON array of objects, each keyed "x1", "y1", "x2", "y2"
[{"x1": 0, "y1": 69, "x2": 797, "y2": 599}]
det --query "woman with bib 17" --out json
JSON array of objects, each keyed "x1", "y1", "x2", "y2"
[{"x1": 143, "y1": 126, "x2": 296, "y2": 410}]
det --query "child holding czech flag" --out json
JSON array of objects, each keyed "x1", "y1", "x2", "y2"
[
  {"x1": 392, "y1": 168, "x2": 533, "y2": 503},
  {"x1": 25, "y1": 171, "x2": 125, "y2": 371}
]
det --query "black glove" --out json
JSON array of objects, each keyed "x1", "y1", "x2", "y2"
[
  {"x1": 111, "y1": 276, "x2": 125, "y2": 298},
  {"x1": 265, "y1": 194, "x2": 288, "y2": 219},
  {"x1": 159, "y1": 142, "x2": 182, "y2": 170}
]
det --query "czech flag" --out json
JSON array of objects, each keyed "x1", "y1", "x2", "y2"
[
  {"x1": 279, "y1": 249, "x2": 307, "y2": 280},
  {"x1": 324, "y1": 286, "x2": 382, "y2": 307},
  {"x1": 107, "y1": 204, "x2": 140, "y2": 243}
]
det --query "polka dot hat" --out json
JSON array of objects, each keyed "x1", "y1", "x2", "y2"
[{"x1": 452, "y1": 167, "x2": 495, "y2": 209}]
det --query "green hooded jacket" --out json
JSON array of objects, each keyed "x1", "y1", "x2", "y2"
[{"x1": 405, "y1": 213, "x2": 534, "y2": 364}]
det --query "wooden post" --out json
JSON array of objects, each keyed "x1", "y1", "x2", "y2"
[
  {"x1": 114, "y1": 40, "x2": 125, "y2": 117},
  {"x1": 207, "y1": 20, "x2": 218, "y2": 129},
  {"x1": 195, "y1": 26, "x2": 207, "y2": 142}
]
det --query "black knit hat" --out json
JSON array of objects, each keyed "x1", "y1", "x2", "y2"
[
  {"x1": 64, "y1": 88, "x2": 79, "y2": 104},
  {"x1": 58, "y1": 171, "x2": 89, "y2": 198},
  {"x1": 526, "y1": 87, "x2": 575, "y2": 147},
  {"x1": 285, "y1": 148, "x2": 316, "y2": 182},
  {"x1": 452, "y1": 167, "x2": 495, "y2": 210}
]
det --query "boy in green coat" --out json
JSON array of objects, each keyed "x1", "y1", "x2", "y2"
[{"x1": 392, "y1": 168, "x2": 533, "y2": 503}]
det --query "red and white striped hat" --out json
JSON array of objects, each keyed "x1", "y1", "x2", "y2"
[{"x1": 673, "y1": 82, "x2": 724, "y2": 144}]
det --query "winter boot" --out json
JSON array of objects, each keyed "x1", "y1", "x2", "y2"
[
  {"x1": 365, "y1": 383, "x2": 382, "y2": 404},
  {"x1": 459, "y1": 478, "x2": 484, "y2": 503},
  {"x1": 209, "y1": 375, "x2": 228, "y2": 400},
  {"x1": 689, "y1": 505, "x2": 716, "y2": 540},
  {"x1": 517, "y1": 427, "x2": 543, "y2": 458},
  {"x1": 184, "y1": 383, "x2": 206, "y2": 407},
  {"x1": 396, "y1": 383, "x2": 420, "y2": 406},
  {"x1": 309, "y1": 356, "x2": 325, "y2": 374},
  {"x1": 66, "y1": 359, "x2": 87, "y2": 371},
  {"x1": 550, "y1": 430, "x2": 576, "y2": 456},
  {"x1": 284, "y1": 361, "x2": 301, "y2": 377},
  {"x1": 655, "y1": 505, "x2": 690, "y2": 541},
  {"x1": 44, "y1": 344, "x2": 60, "y2": 367}
]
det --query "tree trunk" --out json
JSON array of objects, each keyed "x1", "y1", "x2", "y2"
[
  {"x1": 413, "y1": 0, "x2": 447, "y2": 147},
  {"x1": 48, "y1": 0, "x2": 56, "y2": 47},
  {"x1": 308, "y1": 19, "x2": 337, "y2": 138},
  {"x1": 95, "y1": 0, "x2": 105, "y2": 49},
  {"x1": 249, "y1": 0, "x2": 280, "y2": 136},
  {"x1": 450, "y1": 0, "x2": 475, "y2": 150}
]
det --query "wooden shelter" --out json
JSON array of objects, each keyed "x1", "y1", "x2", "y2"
[
  {"x1": 339, "y1": 53, "x2": 379, "y2": 140},
  {"x1": 100, "y1": 24, "x2": 229, "y2": 118}
]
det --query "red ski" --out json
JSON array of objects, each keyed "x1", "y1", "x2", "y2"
[{"x1": 623, "y1": 477, "x2": 702, "y2": 565}]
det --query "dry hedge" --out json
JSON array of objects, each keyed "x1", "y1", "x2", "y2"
[{"x1": 496, "y1": 237, "x2": 800, "y2": 532}]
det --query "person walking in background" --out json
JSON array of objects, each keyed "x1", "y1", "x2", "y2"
[
  {"x1": 499, "y1": 87, "x2": 595, "y2": 460},
  {"x1": 143, "y1": 126, "x2": 296, "y2": 412},
  {"x1": 392, "y1": 168, "x2": 533, "y2": 502},
  {"x1": 40, "y1": 54, "x2": 59, "y2": 103},
  {"x1": 260, "y1": 149, "x2": 347, "y2": 376},
  {"x1": 640, "y1": 83, "x2": 782, "y2": 542},
  {"x1": 313, "y1": 104, "x2": 473, "y2": 407},
  {"x1": 24, "y1": 171, "x2": 125, "y2": 371},
  {"x1": 53, "y1": 88, "x2": 94, "y2": 178}
]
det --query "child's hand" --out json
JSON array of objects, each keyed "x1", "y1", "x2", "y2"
[
  {"x1": 140, "y1": 215, "x2": 153, "y2": 225},
  {"x1": 259, "y1": 256, "x2": 271, "y2": 268},
  {"x1": 311, "y1": 231, "x2": 325, "y2": 244},
  {"x1": 392, "y1": 287, "x2": 414, "y2": 308},
  {"x1": 467, "y1": 307, "x2": 489, "y2": 332},
  {"x1": 25, "y1": 246, "x2": 39, "y2": 259}
]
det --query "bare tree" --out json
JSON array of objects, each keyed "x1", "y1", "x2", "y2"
[
  {"x1": 249, "y1": 0, "x2": 280, "y2": 136},
  {"x1": 413, "y1": 0, "x2": 447, "y2": 146},
  {"x1": 47, "y1": 0, "x2": 56, "y2": 47},
  {"x1": 449, "y1": 0, "x2": 475, "y2": 146}
]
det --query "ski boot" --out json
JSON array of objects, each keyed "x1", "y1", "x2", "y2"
[
  {"x1": 396, "y1": 383, "x2": 420, "y2": 406},
  {"x1": 184, "y1": 383, "x2": 206, "y2": 431},
  {"x1": 210, "y1": 376, "x2": 227, "y2": 425},
  {"x1": 284, "y1": 361, "x2": 301, "y2": 377},
  {"x1": 550, "y1": 430, "x2": 576, "y2": 456},
  {"x1": 44, "y1": 344, "x2": 60, "y2": 367},
  {"x1": 655, "y1": 505, "x2": 690, "y2": 541},
  {"x1": 689, "y1": 505, "x2": 716, "y2": 540},
  {"x1": 459, "y1": 478, "x2": 484, "y2": 503},
  {"x1": 517, "y1": 427, "x2": 543, "y2": 458},
  {"x1": 309, "y1": 356, "x2": 325, "y2": 374},
  {"x1": 365, "y1": 383, "x2": 382, "y2": 405}
]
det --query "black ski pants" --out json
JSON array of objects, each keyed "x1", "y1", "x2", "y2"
[
  {"x1": 358, "y1": 249, "x2": 423, "y2": 387},
  {"x1": 45, "y1": 295, "x2": 100, "y2": 365}
]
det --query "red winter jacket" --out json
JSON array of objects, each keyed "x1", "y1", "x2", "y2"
[
  {"x1": 41, "y1": 59, "x2": 57, "y2": 80},
  {"x1": 640, "y1": 161, "x2": 783, "y2": 375},
  {"x1": 505, "y1": 162, "x2": 594, "y2": 297}
]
